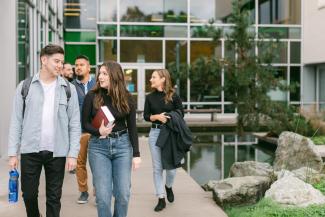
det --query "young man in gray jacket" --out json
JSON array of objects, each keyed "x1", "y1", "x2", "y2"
[{"x1": 8, "y1": 44, "x2": 81, "y2": 217}]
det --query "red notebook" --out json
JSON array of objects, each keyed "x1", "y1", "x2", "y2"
[{"x1": 91, "y1": 106, "x2": 115, "y2": 129}]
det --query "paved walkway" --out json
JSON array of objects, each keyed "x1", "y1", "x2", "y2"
[{"x1": 0, "y1": 137, "x2": 227, "y2": 217}]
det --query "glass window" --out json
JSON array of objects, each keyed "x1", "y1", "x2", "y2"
[
  {"x1": 120, "y1": 0, "x2": 187, "y2": 23},
  {"x1": 98, "y1": 24, "x2": 117, "y2": 36},
  {"x1": 64, "y1": 44, "x2": 96, "y2": 65},
  {"x1": 190, "y1": 0, "x2": 255, "y2": 24},
  {"x1": 258, "y1": 41, "x2": 287, "y2": 64},
  {"x1": 290, "y1": 42, "x2": 300, "y2": 64},
  {"x1": 268, "y1": 67, "x2": 287, "y2": 102},
  {"x1": 120, "y1": 40, "x2": 162, "y2": 63},
  {"x1": 190, "y1": 40, "x2": 223, "y2": 104},
  {"x1": 258, "y1": 0, "x2": 301, "y2": 24},
  {"x1": 98, "y1": 40, "x2": 118, "y2": 62},
  {"x1": 120, "y1": 25, "x2": 187, "y2": 38},
  {"x1": 319, "y1": 67, "x2": 325, "y2": 107},
  {"x1": 64, "y1": 0, "x2": 96, "y2": 29},
  {"x1": 99, "y1": 0, "x2": 117, "y2": 21},
  {"x1": 165, "y1": 41, "x2": 188, "y2": 102},
  {"x1": 191, "y1": 26, "x2": 223, "y2": 38},
  {"x1": 124, "y1": 68, "x2": 138, "y2": 108},
  {"x1": 17, "y1": 0, "x2": 30, "y2": 82},
  {"x1": 191, "y1": 41, "x2": 222, "y2": 63},
  {"x1": 64, "y1": 31, "x2": 96, "y2": 42},
  {"x1": 290, "y1": 66, "x2": 300, "y2": 101},
  {"x1": 166, "y1": 41, "x2": 187, "y2": 67},
  {"x1": 120, "y1": 25, "x2": 164, "y2": 37}
]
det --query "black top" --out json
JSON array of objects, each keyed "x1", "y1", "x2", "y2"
[
  {"x1": 82, "y1": 89, "x2": 140, "y2": 157},
  {"x1": 144, "y1": 90, "x2": 184, "y2": 124}
]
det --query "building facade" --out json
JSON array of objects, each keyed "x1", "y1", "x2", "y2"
[
  {"x1": 0, "y1": 0, "x2": 324, "y2": 157},
  {"x1": 63, "y1": 0, "x2": 305, "y2": 112}
]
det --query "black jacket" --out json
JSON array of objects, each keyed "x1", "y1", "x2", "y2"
[{"x1": 156, "y1": 110, "x2": 192, "y2": 169}]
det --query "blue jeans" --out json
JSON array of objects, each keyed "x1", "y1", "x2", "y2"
[
  {"x1": 88, "y1": 133, "x2": 132, "y2": 217},
  {"x1": 149, "y1": 128, "x2": 176, "y2": 198}
]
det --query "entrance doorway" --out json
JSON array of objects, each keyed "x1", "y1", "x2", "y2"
[{"x1": 121, "y1": 63, "x2": 164, "y2": 110}]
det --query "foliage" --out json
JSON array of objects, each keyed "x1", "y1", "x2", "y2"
[
  {"x1": 313, "y1": 179, "x2": 325, "y2": 194},
  {"x1": 312, "y1": 136, "x2": 325, "y2": 145},
  {"x1": 225, "y1": 198, "x2": 325, "y2": 217}
]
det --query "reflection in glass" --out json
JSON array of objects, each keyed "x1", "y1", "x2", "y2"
[
  {"x1": 190, "y1": 41, "x2": 221, "y2": 63},
  {"x1": 290, "y1": 42, "x2": 300, "y2": 64},
  {"x1": 124, "y1": 68, "x2": 138, "y2": 108},
  {"x1": 290, "y1": 67, "x2": 300, "y2": 101},
  {"x1": 258, "y1": 0, "x2": 301, "y2": 24},
  {"x1": 320, "y1": 68, "x2": 325, "y2": 111},
  {"x1": 18, "y1": 0, "x2": 30, "y2": 82},
  {"x1": 98, "y1": 24, "x2": 117, "y2": 36},
  {"x1": 190, "y1": 0, "x2": 255, "y2": 23},
  {"x1": 64, "y1": 0, "x2": 96, "y2": 29},
  {"x1": 120, "y1": 40, "x2": 162, "y2": 63},
  {"x1": 268, "y1": 67, "x2": 287, "y2": 101},
  {"x1": 120, "y1": 0, "x2": 187, "y2": 23},
  {"x1": 259, "y1": 41, "x2": 287, "y2": 63},
  {"x1": 98, "y1": 40, "x2": 117, "y2": 62},
  {"x1": 99, "y1": 0, "x2": 117, "y2": 21}
]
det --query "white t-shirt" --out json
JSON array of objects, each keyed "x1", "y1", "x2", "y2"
[{"x1": 39, "y1": 79, "x2": 57, "y2": 152}]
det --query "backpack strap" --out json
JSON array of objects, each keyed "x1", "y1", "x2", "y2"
[
  {"x1": 21, "y1": 77, "x2": 71, "y2": 118},
  {"x1": 63, "y1": 79, "x2": 71, "y2": 103},
  {"x1": 21, "y1": 77, "x2": 33, "y2": 118}
]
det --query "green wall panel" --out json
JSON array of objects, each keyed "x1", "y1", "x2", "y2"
[{"x1": 64, "y1": 44, "x2": 96, "y2": 65}]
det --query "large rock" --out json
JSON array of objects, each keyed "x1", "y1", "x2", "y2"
[
  {"x1": 274, "y1": 131, "x2": 323, "y2": 171},
  {"x1": 212, "y1": 176, "x2": 271, "y2": 207},
  {"x1": 229, "y1": 161, "x2": 274, "y2": 178},
  {"x1": 265, "y1": 176, "x2": 325, "y2": 207},
  {"x1": 276, "y1": 167, "x2": 325, "y2": 184}
]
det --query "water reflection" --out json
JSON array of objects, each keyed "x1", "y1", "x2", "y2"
[{"x1": 183, "y1": 133, "x2": 274, "y2": 185}]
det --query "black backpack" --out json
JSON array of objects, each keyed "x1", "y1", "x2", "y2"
[{"x1": 21, "y1": 77, "x2": 71, "y2": 118}]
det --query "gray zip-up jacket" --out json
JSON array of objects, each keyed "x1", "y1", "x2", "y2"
[{"x1": 8, "y1": 73, "x2": 81, "y2": 158}]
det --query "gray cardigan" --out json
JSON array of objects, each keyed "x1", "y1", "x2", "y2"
[{"x1": 8, "y1": 73, "x2": 81, "y2": 158}]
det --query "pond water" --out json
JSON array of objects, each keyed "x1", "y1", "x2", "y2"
[{"x1": 182, "y1": 133, "x2": 275, "y2": 186}]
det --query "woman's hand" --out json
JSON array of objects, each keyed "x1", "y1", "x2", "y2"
[
  {"x1": 99, "y1": 120, "x2": 114, "y2": 138},
  {"x1": 151, "y1": 112, "x2": 170, "y2": 123},
  {"x1": 132, "y1": 157, "x2": 141, "y2": 170}
]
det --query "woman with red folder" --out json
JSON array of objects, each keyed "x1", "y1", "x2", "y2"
[{"x1": 81, "y1": 61, "x2": 141, "y2": 217}]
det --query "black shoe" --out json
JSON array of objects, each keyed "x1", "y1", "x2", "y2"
[
  {"x1": 165, "y1": 185, "x2": 174, "y2": 203},
  {"x1": 154, "y1": 198, "x2": 166, "y2": 212},
  {"x1": 77, "y1": 191, "x2": 89, "y2": 204}
]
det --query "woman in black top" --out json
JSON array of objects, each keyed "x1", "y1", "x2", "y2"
[
  {"x1": 82, "y1": 61, "x2": 141, "y2": 217},
  {"x1": 144, "y1": 69, "x2": 184, "y2": 212}
]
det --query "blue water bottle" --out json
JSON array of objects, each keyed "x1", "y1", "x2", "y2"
[{"x1": 8, "y1": 169, "x2": 19, "y2": 203}]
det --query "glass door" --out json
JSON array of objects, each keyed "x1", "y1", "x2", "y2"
[{"x1": 122, "y1": 64, "x2": 164, "y2": 111}]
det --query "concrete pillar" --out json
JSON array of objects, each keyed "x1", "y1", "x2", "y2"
[{"x1": 0, "y1": 0, "x2": 17, "y2": 158}]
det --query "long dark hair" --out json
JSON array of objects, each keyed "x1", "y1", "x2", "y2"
[{"x1": 92, "y1": 61, "x2": 131, "y2": 113}]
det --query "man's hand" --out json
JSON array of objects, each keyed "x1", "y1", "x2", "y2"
[
  {"x1": 8, "y1": 156, "x2": 18, "y2": 170},
  {"x1": 66, "y1": 157, "x2": 77, "y2": 172},
  {"x1": 132, "y1": 157, "x2": 141, "y2": 171}
]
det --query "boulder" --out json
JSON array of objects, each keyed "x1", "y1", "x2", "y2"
[
  {"x1": 265, "y1": 176, "x2": 325, "y2": 207},
  {"x1": 202, "y1": 180, "x2": 219, "y2": 191},
  {"x1": 212, "y1": 176, "x2": 271, "y2": 207},
  {"x1": 274, "y1": 131, "x2": 323, "y2": 171},
  {"x1": 229, "y1": 161, "x2": 274, "y2": 178}
]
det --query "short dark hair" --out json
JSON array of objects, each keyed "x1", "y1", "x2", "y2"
[
  {"x1": 63, "y1": 62, "x2": 72, "y2": 68},
  {"x1": 40, "y1": 44, "x2": 64, "y2": 58},
  {"x1": 75, "y1": 55, "x2": 89, "y2": 62}
]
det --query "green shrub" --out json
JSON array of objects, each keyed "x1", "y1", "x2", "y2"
[
  {"x1": 312, "y1": 136, "x2": 325, "y2": 145},
  {"x1": 225, "y1": 198, "x2": 325, "y2": 217}
]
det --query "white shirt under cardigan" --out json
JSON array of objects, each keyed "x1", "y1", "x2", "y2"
[{"x1": 39, "y1": 79, "x2": 57, "y2": 152}]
